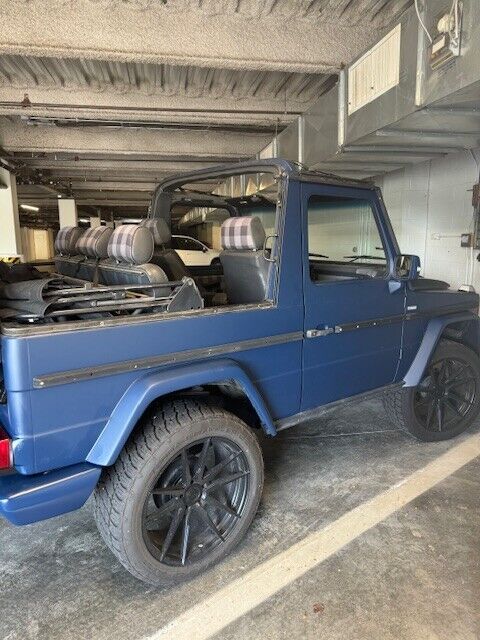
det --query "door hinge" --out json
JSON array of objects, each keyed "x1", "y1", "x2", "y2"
[{"x1": 306, "y1": 326, "x2": 342, "y2": 338}]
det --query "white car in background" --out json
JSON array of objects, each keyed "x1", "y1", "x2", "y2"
[{"x1": 171, "y1": 235, "x2": 220, "y2": 267}]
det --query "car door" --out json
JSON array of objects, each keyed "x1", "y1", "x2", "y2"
[
  {"x1": 301, "y1": 182, "x2": 406, "y2": 412},
  {"x1": 186, "y1": 238, "x2": 212, "y2": 266},
  {"x1": 172, "y1": 236, "x2": 206, "y2": 266}
]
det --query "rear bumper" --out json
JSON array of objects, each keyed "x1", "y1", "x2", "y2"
[{"x1": 0, "y1": 462, "x2": 101, "y2": 525}]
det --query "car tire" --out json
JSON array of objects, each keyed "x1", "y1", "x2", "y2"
[
  {"x1": 93, "y1": 398, "x2": 264, "y2": 586},
  {"x1": 383, "y1": 340, "x2": 480, "y2": 442}
]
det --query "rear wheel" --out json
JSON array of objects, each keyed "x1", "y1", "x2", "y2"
[
  {"x1": 93, "y1": 399, "x2": 263, "y2": 585},
  {"x1": 384, "y1": 340, "x2": 480, "y2": 441}
]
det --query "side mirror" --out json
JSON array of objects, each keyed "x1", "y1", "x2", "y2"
[
  {"x1": 202, "y1": 247, "x2": 208, "y2": 253},
  {"x1": 393, "y1": 254, "x2": 421, "y2": 281}
]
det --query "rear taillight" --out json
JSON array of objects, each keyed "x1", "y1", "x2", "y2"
[{"x1": 0, "y1": 426, "x2": 12, "y2": 470}]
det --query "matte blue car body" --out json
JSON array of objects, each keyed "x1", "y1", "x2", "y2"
[
  {"x1": 87, "y1": 358, "x2": 277, "y2": 467},
  {"x1": 300, "y1": 181, "x2": 405, "y2": 410},
  {"x1": 403, "y1": 310, "x2": 480, "y2": 387},
  {"x1": 0, "y1": 159, "x2": 479, "y2": 526},
  {"x1": 0, "y1": 463, "x2": 101, "y2": 525}
]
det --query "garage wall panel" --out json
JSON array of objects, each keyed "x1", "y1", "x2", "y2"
[{"x1": 378, "y1": 149, "x2": 480, "y2": 291}]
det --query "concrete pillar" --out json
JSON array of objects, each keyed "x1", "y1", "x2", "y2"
[
  {"x1": 89, "y1": 216, "x2": 101, "y2": 228},
  {"x1": 0, "y1": 167, "x2": 22, "y2": 258},
  {"x1": 58, "y1": 198, "x2": 77, "y2": 227}
]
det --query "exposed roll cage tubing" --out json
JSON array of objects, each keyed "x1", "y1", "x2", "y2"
[
  {"x1": 150, "y1": 160, "x2": 289, "y2": 224},
  {"x1": 151, "y1": 160, "x2": 292, "y2": 307},
  {"x1": 151, "y1": 159, "x2": 292, "y2": 197}
]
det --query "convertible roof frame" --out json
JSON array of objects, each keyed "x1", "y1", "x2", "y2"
[
  {"x1": 153, "y1": 158, "x2": 373, "y2": 196},
  {"x1": 149, "y1": 158, "x2": 375, "y2": 222}
]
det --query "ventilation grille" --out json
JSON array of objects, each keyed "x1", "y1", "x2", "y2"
[{"x1": 348, "y1": 24, "x2": 401, "y2": 114}]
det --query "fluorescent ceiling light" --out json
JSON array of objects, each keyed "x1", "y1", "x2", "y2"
[{"x1": 20, "y1": 204, "x2": 40, "y2": 212}]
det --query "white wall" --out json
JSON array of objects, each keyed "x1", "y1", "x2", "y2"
[
  {"x1": 0, "y1": 167, "x2": 22, "y2": 258},
  {"x1": 58, "y1": 198, "x2": 77, "y2": 227},
  {"x1": 377, "y1": 150, "x2": 480, "y2": 290}
]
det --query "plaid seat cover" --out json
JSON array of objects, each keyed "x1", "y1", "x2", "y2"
[
  {"x1": 220, "y1": 216, "x2": 266, "y2": 251},
  {"x1": 54, "y1": 226, "x2": 83, "y2": 255},
  {"x1": 107, "y1": 224, "x2": 154, "y2": 265},
  {"x1": 76, "y1": 226, "x2": 113, "y2": 258}
]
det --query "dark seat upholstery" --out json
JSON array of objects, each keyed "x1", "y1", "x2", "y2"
[
  {"x1": 219, "y1": 216, "x2": 270, "y2": 304},
  {"x1": 139, "y1": 218, "x2": 189, "y2": 281}
]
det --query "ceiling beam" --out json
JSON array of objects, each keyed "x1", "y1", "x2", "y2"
[
  {"x1": 0, "y1": 1, "x2": 387, "y2": 74},
  {"x1": 0, "y1": 87, "x2": 305, "y2": 126},
  {"x1": 0, "y1": 118, "x2": 268, "y2": 158}
]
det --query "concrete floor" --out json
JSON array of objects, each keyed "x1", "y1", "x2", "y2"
[{"x1": 1, "y1": 398, "x2": 479, "y2": 640}]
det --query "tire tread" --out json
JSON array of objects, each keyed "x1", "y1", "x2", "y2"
[
  {"x1": 93, "y1": 398, "x2": 262, "y2": 584},
  {"x1": 383, "y1": 339, "x2": 480, "y2": 441}
]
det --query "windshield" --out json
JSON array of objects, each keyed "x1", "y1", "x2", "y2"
[{"x1": 307, "y1": 195, "x2": 385, "y2": 265}]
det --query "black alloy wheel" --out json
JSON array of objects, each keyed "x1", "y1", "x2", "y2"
[
  {"x1": 383, "y1": 340, "x2": 480, "y2": 441},
  {"x1": 143, "y1": 437, "x2": 250, "y2": 567},
  {"x1": 94, "y1": 400, "x2": 264, "y2": 585},
  {"x1": 414, "y1": 356, "x2": 477, "y2": 433}
]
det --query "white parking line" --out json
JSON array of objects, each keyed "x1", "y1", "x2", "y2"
[{"x1": 145, "y1": 433, "x2": 480, "y2": 640}]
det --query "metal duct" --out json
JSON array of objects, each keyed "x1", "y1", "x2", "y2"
[{"x1": 258, "y1": 0, "x2": 480, "y2": 179}]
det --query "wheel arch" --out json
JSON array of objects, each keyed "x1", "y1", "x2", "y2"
[
  {"x1": 86, "y1": 358, "x2": 276, "y2": 467},
  {"x1": 404, "y1": 311, "x2": 480, "y2": 387}
]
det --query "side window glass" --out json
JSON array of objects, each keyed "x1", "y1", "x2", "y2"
[
  {"x1": 172, "y1": 237, "x2": 189, "y2": 250},
  {"x1": 184, "y1": 238, "x2": 203, "y2": 251},
  {"x1": 307, "y1": 195, "x2": 386, "y2": 281}
]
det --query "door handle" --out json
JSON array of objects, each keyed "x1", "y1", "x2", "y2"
[{"x1": 306, "y1": 325, "x2": 342, "y2": 338}]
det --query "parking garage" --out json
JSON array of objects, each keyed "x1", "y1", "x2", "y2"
[{"x1": 1, "y1": 1, "x2": 479, "y2": 639}]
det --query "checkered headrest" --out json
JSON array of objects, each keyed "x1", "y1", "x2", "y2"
[
  {"x1": 76, "y1": 226, "x2": 113, "y2": 259},
  {"x1": 107, "y1": 225, "x2": 154, "y2": 265},
  {"x1": 221, "y1": 216, "x2": 266, "y2": 251},
  {"x1": 54, "y1": 226, "x2": 83, "y2": 255},
  {"x1": 139, "y1": 218, "x2": 171, "y2": 246}
]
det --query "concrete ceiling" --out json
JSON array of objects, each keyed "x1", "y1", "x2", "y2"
[{"x1": 0, "y1": 0, "x2": 412, "y2": 227}]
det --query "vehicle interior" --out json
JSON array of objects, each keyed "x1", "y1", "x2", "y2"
[
  {"x1": 305, "y1": 194, "x2": 450, "y2": 291},
  {"x1": 307, "y1": 194, "x2": 390, "y2": 283},
  {"x1": 0, "y1": 170, "x2": 280, "y2": 325}
]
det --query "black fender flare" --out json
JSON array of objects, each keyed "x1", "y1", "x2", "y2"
[{"x1": 403, "y1": 311, "x2": 480, "y2": 387}]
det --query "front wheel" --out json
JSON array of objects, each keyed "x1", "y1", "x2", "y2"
[
  {"x1": 384, "y1": 340, "x2": 480, "y2": 442},
  {"x1": 93, "y1": 399, "x2": 264, "y2": 585}
]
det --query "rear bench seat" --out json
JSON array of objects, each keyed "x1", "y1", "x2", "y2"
[
  {"x1": 55, "y1": 223, "x2": 173, "y2": 292},
  {"x1": 54, "y1": 222, "x2": 203, "y2": 310},
  {"x1": 54, "y1": 225, "x2": 113, "y2": 281}
]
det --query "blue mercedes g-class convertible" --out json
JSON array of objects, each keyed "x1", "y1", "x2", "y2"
[{"x1": 1, "y1": 159, "x2": 479, "y2": 585}]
